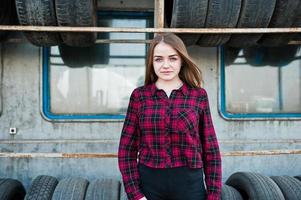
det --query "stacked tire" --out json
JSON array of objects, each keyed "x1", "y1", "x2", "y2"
[
  {"x1": 14, "y1": 0, "x2": 97, "y2": 47},
  {"x1": 0, "y1": 0, "x2": 18, "y2": 42},
  {"x1": 164, "y1": 0, "x2": 301, "y2": 47},
  {"x1": 9, "y1": 0, "x2": 301, "y2": 67},
  {"x1": 14, "y1": 0, "x2": 103, "y2": 68},
  {"x1": 24, "y1": 175, "x2": 58, "y2": 200},
  {"x1": 222, "y1": 172, "x2": 301, "y2": 200},
  {"x1": 1, "y1": 174, "x2": 301, "y2": 200},
  {"x1": 164, "y1": 0, "x2": 208, "y2": 46},
  {"x1": 0, "y1": 178, "x2": 26, "y2": 200},
  {"x1": 24, "y1": 175, "x2": 121, "y2": 200}
]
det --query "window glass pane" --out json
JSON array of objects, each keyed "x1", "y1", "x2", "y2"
[
  {"x1": 47, "y1": 13, "x2": 152, "y2": 115},
  {"x1": 224, "y1": 45, "x2": 301, "y2": 114},
  {"x1": 50, "y1": 61, "x2": 144, "y2": 114}
]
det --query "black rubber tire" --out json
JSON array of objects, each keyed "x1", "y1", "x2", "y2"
[
  {"x1": 227, "y1": 0, "x2": 277, "y2": 47},
  {"x1": 197, "y1": 0, "x2": 241, "y2": 46},
  {"x1": 295, "y1": 175, "x2": 301, "y2": 182},
  {"x1": 221, "y1": 184, "x2": 243, "y2": 200},
  {"x1": 58, "y1": 43, "x2": 109, "y2": 67},
  {"x1": 226, "y1": 172, "x2": 285, "y2": 200},
  {"x1": 164, "y1": 0, "x2": 208, "y2": 46},
  {"x1": 55, "y1": 0, "x2": 97, "y2": 47},
  {"x1": 52, "y1": 177, "x2": 89, "y2": 200},
  {"x1": 223, "y1": 45, "x2": 241, "y2": 66},
  {"x1": 15, "y1": 0, "x2": 61, "y2": 46},
  {"x1": 270, "y1": 176, "x2": 301, "y2": 200},
  {"x1": 0, "y1": 0, "x2": 18, "y2": 42},
  {"x1": 243, "y1": 45, "x2": 299, "y2": 67},
  {"x1": 258, "y1": 0, "x2": 300, "y2": 46},
  {"x1": 0, "y1": 178, "x2": 26, "y2": 200},
  {"x1": 293, "y1": 2, "x2": 301, "y2": 27},
  {"x1": 25, "y1": 175, "x2": 58, "y2": 200},
  {"x1": 85, "y1": 179, "x2": 120, "y2": 200},
  {"x1": 292, "y1": 2, "x2": 301, "y2": 41}
]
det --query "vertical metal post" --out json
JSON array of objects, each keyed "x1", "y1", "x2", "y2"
[
  {"x1": 277, "y1": 67, "x2": 283, "y2": 111},
  {"x1": 154, "y1": 0, "x2": 164, "y2": 36}
]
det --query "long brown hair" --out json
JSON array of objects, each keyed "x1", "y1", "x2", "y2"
[{"x1": 144, "y1": 33, "x2": 203, "y2": 88}]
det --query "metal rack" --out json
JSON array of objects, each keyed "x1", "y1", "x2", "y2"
[{"x1": 0, "y1": 0, "x2": 300, "y2": 44}]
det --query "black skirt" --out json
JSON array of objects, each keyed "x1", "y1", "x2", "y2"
[{"x1": 138, "y1": 163, "x2": 206, "y2": 200}]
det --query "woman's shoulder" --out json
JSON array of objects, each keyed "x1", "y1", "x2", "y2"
[
  {"x1": 133, "y1": 84, "x2": 152, "y2": 94},
  {"x1": 190, "y1": 86, "x2": 208, "y2": 97},
  {"x1": 130, "y1": 84, "x2": 151, "y2": 98}
]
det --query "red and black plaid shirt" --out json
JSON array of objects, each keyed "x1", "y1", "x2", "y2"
[{"x1": 118, "y1": 81, "x2": 222, "y2": 200}]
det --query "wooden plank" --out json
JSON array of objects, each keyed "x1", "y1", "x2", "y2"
[
  {"x1": 1, "y1": 149, "x2": 301, "y2": 158},
  {"x1": 1, "y1": 25, "x2": 301, "y2": 34},
  {"x1": 154, "y1": 0, "x2": 164, "y2": 29},
  {"x1": 0, "y1": 153, "x2": 116, "y2": 158},
  {"x1": 1, "y1": 139, "x2": 301, "y2": 144},
  {"x1": 222, "y1": 149, "x2": 301, "y2": 157},
  {"x1": 95, "y1": 39, "x2": 152, "y2": 43}
]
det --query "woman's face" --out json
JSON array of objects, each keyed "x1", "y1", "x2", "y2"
[{"x1": 153, "y1": 42, "x2": 182, "y2": 83}]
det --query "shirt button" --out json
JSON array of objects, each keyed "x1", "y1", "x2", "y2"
[
  {"x1": 165, "y1": 127, "x2": 170, "y2": 133},
  {"x1": 167, "y1": 148, "x2": 171, "y2": 155}
]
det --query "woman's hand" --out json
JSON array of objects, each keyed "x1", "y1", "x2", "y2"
[{"x1": 139, "y1": 197, "x2": 147, "y2": 200}]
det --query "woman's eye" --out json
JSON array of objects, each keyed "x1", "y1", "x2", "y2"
[
  {"x1": 154, "y1": 58, "x2": 162, "y2": 62},
  {"x1": 170, "y1": 57, "x2": 177, "y2": 61}
]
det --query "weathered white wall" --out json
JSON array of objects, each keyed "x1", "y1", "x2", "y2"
[{"x1": 0, "y1": 42, "x2": 300, "y2": 192}]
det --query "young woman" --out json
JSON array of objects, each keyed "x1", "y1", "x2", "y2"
[{"x1": 118, "y1": 33, "x2": 222, "y2": 200}]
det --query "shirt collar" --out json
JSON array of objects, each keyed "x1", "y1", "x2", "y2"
[{"x1": 149, "y1": 81, "x2": 189, "y2": 96}]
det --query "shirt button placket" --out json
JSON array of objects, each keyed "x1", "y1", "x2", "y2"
[
  {"x1": 166, "y1": 146, "x2": 172, "y2": 167},
  {"x1": 167, "y1": 147, "x2": 171, "y2": 156},
  {"x1": 166, "y1": 131, "x2": 172, "y2": 167},
  {"x1": 165, "y1": 104, "x2": 171, "y2": 135},
  {"x1": 165, "y1": 102, "x2": 172, "y2": 167},
  {"x1": 167, "y1": 107, "x2": 171, "y2": 115}
]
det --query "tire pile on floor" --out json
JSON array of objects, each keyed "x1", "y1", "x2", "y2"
[
  {"x1": 1, "y1": 172, "x2": 301, "y2": 200},
  {"x1": 222, "y1": 172, "x2": 301, "y2": 200},
  {"x1": 1, "y1": 176, "x2": 122, "y2": 200}
]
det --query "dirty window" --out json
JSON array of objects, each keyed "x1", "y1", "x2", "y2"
[
  {"x1": 43, "y1": 12, "x2": 153, "y2": 119},
  {"x1": 221, "y1": 45, "x2": 301, "y2": 118}
]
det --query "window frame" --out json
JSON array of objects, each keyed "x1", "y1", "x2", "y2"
[
  {"x1": 0, "y1": 45, "x2": 2, "y2": 117},
  {"x1": 219, "y1": 46, "x2": 301, "y2": 120},
  {"x1": 40, "y1": 11, "x2": 153, "y2": 122}
]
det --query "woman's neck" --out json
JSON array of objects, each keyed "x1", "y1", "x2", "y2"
[{"x1": 155, "y1": 79, "x2": 183, "y2": 91}]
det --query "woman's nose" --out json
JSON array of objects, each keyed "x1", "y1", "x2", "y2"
[{"x1": 162, "y1": 60, "x2": 170, "y2": 68}]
